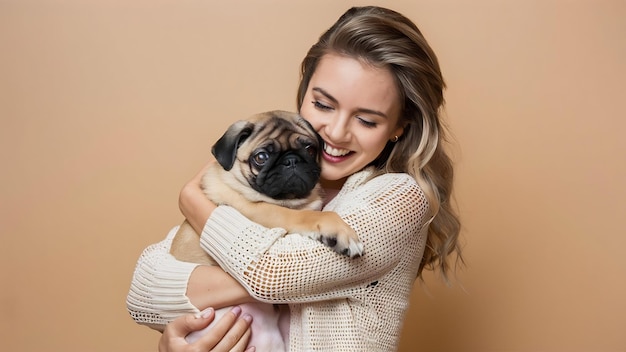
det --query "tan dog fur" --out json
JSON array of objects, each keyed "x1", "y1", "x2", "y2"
[{"x1": 170, "y1": 110, "x2": 363, "y2": 266}]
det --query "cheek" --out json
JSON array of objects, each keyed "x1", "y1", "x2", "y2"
[
  {"x1": 363, "y1": 131, "x2": 391, "y2": 154},
  {"x1": 299, "y1": 105, "x2": 321, "y2": 131}
]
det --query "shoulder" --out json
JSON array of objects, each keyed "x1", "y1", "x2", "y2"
[
  {"x1": 334, "y1": 169, "x2": 428, "y2": 217},
  {"x1": 331, "y1": 169, "x2": 429, "y2": 241},
  {"x1": 345, "y1": 168, "x2": 425, "y2": 201}
]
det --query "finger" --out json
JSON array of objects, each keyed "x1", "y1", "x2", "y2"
[
  {"x1": 195, "y1": 306, "x2": 242, "y2": 348},
  {"x1": 158, "y1": 309, "x2": 215, "y2": 352},
  {"x1": 229, "y1": 324, "x2": 253, "y2": 352},
  {"x1": 210, "y1": 313, "x2": 253, "y2": 352},
  {"x1": 174, "y1": 308, "x2": 216, "y2": 336}
]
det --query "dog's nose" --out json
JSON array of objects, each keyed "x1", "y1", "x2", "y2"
[{"x1": 282, "y1": 154, "x2": 300, "y2": 167}]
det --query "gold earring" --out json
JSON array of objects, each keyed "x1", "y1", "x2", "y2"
[{"x1": 391, "y1": 135, "x2": 399, "y2": 142}]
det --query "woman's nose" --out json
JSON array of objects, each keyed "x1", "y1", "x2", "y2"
[{"x1": 324, "y1": 114, "x2": 351, "y2": 142}]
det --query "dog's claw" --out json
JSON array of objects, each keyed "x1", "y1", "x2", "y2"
[
  {"x1": 319, "y1": 235, "x2": 364, "y2": 258},
  {"x1": 347, "y1": 239, "x2": 364, "y2": 258},
  {"x1": 306, "y1": 212, "x2": 363, "y2": 258}
]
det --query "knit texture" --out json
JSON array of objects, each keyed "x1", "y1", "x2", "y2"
[
  {"x1": 200, "y1": 168, "x2": 428, "y2": 351},
  {"x1": 126, "y1": 227, "x2": 200, "y2": 331},
  {"x1": 126, "y1": 168, "x2": 428, "y2": 350}
]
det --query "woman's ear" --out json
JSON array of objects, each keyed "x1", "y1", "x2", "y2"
[{"x1": 390, "y1": 125, "x2": 405, "y2": 142}]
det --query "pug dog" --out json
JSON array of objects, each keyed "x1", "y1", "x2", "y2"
[{"x1": 169, "y1": 110, "x2": 363, "y2": 351}]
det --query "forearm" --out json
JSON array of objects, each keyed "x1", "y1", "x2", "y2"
[
  {"x1": 187, "y1": 265, "x2": 255, "y2": 310},
  {"x1": 178, "y1": 164, "x2": 254, "y2": 306},
  {"x1": 127, "y1": 228, "x2": 254, "y2": 330},
  {"x1": 179, "y1": 162, "x2": 216, "y2": 234},
  {"x1": 198, "y1": 173, "x2": 427, "y2": 303},
  {"x1": 200, "y1": 206, "x2": 360, "y2": 303},
  {"x1": 126, "y1": 229, "x2": 201, "y2": 329}
]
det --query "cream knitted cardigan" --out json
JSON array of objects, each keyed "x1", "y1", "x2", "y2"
[{"x1": 127, "y1": 168, "x2": 429, "y2": 351}]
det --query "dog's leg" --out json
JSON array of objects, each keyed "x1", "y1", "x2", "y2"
[{"x1": 225, "y1": 191, "x2": 363, "y2": 258}]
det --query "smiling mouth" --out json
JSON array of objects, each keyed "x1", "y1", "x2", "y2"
[{"x1": 323, "y1": 143, "x2": 352, "y2": 157}]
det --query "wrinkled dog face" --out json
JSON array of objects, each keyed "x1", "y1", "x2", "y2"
[{"x1": 211, "y1": 110, "x2": 322, "y2": 202}]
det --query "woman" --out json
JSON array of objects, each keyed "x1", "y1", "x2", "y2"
[
  {"x1": 127, "y1": 6, "x2": 463, "y2": 351},
  {"x1": 159, "y1": 307, "x2": 255, "y2": 352}
]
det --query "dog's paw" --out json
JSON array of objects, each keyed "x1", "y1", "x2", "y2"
[
  {"x1": 306, "y1": 212, "x2": 364, "y2": 258},
  {"x1": 320, "y1": 234, "x2": 364, "y2": 258}
]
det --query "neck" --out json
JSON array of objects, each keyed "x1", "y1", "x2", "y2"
[
  {"x1": 320, "y1": 178, "x2": 346, "y2": 206},
  {"x1": 320, "y1": 177, "x2": 345, "y2": 191}
]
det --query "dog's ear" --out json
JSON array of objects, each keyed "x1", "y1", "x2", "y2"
[
  {"x1": 296, "y1": 115, "x2": 324, "y2": 159},
  {"x1": 211, "y1": 120, "x2": 255, "y2": 171}
]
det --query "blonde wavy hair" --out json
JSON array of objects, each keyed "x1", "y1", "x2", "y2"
[{"x1": 296, "y1": 6, "x2": 463, "y2": 282}]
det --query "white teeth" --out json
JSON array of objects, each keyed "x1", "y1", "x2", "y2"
[{"x1": 324, "y1": 143, "x2": 351, "y2": 157}]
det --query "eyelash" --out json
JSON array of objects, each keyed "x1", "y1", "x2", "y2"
[
  {"x1": 311, "y1": 100, "x2": 378, "y2": 128},
  {"x1": 312, "y1": 100, "x2": 332, "y2": 110},
  {"x1": 358, "y1": 118, "x2": 377, "y2": 128}
]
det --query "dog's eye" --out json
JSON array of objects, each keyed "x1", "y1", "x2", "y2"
[
  {"x1": 252, "y1": 151, "x2": 270, "y2": 166},
  {"x1": 305, "y1": 144, "x2": 317, "y2": 157}
]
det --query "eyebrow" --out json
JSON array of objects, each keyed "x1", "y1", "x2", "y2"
[{"x1": 312, "y1": 87, "x2": 389, "y2": 119}]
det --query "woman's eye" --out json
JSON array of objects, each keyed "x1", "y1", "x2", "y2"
[
  {"x1": 312, "y1": 100, "x2": 332, "y2": 111},
  {"x1": 253, "y1": 151, "x2": 270, "y2": 165},
  {"x1": 357, "y1": 117, "x2": 377, "y2": 128}
]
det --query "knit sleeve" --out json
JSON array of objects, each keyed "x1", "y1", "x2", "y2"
[
  {"x1": 126, "y1": 226, "x2": 201, "y2": 331},
  {"x1": 199, "y1": 172, "x2": 428, "y2": 303}
]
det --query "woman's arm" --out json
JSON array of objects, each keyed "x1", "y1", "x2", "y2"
[
  {"x1": 187, "y1": 265, "x2": 254, "y2": 309},
  {"x1": 178, "y1": 161, "x2": 256, "y2": 308},
  {"x1": 196, "y1": 171, "x2": 429, "y2": 303},
  {"x1": 179, "y1": 162, "x2": 215, "y2": 234},
  {"x1": 126, "y1": 228, "x2": 254, "y2": 330},
  {"x1": 127, "y1": 162, "x2": 254, "y2": 329}
]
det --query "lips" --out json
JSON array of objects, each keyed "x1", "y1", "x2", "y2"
[{"x1": 323, "y1": 142, "x2": 353, "y2": 162}]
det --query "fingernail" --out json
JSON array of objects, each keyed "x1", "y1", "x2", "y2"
[
  {"x1": 245, "y1": 347, "x2": 256, "y2": 352},
  {"x1": 195, "y1": 307, "x2": 214, "y2": 319},
  {"x1": 230, "y1": 306, "x2": 242, "y2": 316},
  {"x1": 242, "y1": 313, "x2": 253, "y2": 323}
]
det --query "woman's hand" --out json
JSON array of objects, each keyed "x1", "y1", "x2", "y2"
[{"x1": 159, "y1": 307, "x2": 255, "y2": 352}]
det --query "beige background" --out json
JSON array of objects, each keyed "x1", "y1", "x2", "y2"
[{"x1": 1, "y1": 0, "x2": 625, "y2": 351}]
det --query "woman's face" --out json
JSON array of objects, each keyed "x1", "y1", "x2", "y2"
[{"x1": 300, "y1": 53, "x2": 404, "y2": 183}]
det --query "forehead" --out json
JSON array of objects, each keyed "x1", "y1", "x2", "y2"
[
  {"x1": 238, "y1": 113, "x2": 320, "y2": 154},
  {"x1": 248, "y1": 111, "x2": 316, "y2": 137},
  {"x1": 310, "y1": 53, "x2": 401, "y2": 119}
]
